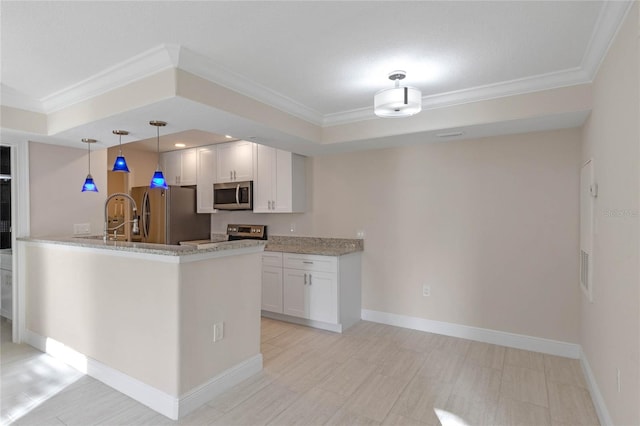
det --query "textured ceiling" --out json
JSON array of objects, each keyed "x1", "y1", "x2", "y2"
[{"x1": 1, "y1": 1, "x2": 605, "y2": 116}]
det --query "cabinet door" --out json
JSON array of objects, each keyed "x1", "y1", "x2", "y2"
[
  {"x1": 216, "y1": 142, "x2": 235, "y2": 182},
  {"x1": 216, "y1": 141, "x2": 255, "y2": 182},
  {"x1": 0, "y1": 269, "x2": 12, "y2": 319},
  {"x1": 307, "y1": 271, "x2": 338, "y2": 323},
  {"x1": 253, "y1": 144, "x2": 275, "y2": 212},
  {"x1": 273, "y1": 149, "x2": 293, "y2": 212},
  {"x1": 162, "y1": 151, "x2": 181, "y2": 185},
  {"x1": 283, "y1": 269, "x2": 308, "y2": 318},
  {"x1": 180, "y1": 149, "x2": 197, "y2": 186},
  {"x1": 196, "y1": 146, "x2": 216, "y2": 213},
  {"x1": 262, "y1": 265, "x2": 283, "y2": 313},
  {"x1": 232, "y1": 141, "x2": 255, "y2": 181}
]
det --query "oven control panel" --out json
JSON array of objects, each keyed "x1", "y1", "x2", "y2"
[{"x1": 227, "y1": 224, "x2": 267, "y2": 240}]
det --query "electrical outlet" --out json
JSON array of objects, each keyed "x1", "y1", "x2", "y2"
[
  {"x1": 73, "y1": 223, "x2": 90, "y2": 235},
  {"x1": 290, "y1": 223, "x2": 296, "y2": 233},
  {"x1": 422, "y1": 284, "x2": 431, "y2": 297},
  {"x1": 356, "y1": 230, "x2": 366, "y2": 238},
  {"x1": 213, "y1": 322, "x2": 224, "y2": 342}
]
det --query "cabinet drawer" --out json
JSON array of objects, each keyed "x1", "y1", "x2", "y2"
[
  {"x1": 262, "y1": 252, "x2": 283, "y2": 267},
  {"x1": 283, "y1": 253, "x2": 337, "y2": 273}
]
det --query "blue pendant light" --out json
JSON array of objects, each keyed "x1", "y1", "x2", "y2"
[
  {"x1": 81, "y1": 138, "x2": 99, "y2": 192},
  {"x1": 111, "y1": 130, "x2": 130, "y2": 172},
  {"x1": 149, "y1": 120, "x2": 168, "y2": 189}
]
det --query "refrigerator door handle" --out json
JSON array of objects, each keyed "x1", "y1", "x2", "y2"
[
  {"x1": 142, "y1": 191, "x2": 150, "y2": 240},
  {"x1": 235, "y1": 184, "x2": 240, "y2": 205}
]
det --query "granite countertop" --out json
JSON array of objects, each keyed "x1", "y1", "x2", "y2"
[
  {"x1": 18, "y1": 236, "x2": 265, "y2": 257},
  {"x1": 265, "y1": 236, "x2": 363, "y2": 256}
]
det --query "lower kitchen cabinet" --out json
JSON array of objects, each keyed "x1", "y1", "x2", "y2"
[
  {"x1": 283, "y1": 269, "x2": 337, "y2": 323},
  {"x1": 261, "y1": 251, "x2": 361, "y2": 333},
  {"x1": 1, "y1": 253, "x2": 12, "y2": 320},
  {"x1": 262, "y1": 252, "x2": 283, "y2": 313}
]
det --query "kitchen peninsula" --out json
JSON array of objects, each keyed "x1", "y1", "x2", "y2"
[{"x1": 17, "y1": 236, "x2": 265, "y2": 420}]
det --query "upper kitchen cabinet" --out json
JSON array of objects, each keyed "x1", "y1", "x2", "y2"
[
  {"x1": 216, "y1": 141, "x2": 255, "y2": 183},
  {"x1": 254, "y1": 145, "x2": 306, "y2": 213},
  {"x1": 196, "y1": 145, "x2": 217, "y2": 213},
  {"x1": 161, "y1": 148, "x2": 197, "y2": 186}
]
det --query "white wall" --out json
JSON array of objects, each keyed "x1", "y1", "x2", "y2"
[
  {"x1": 29, "y1": 142, "x2": 106, "y2": 237},
  {"x1": 580, "y1": 3, "x2": 640, "y2": 425},
  {"x1": 213, "y1": 128, "x2": 582, "y2": 343}
]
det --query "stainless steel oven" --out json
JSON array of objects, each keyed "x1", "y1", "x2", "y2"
[{"x1": 213, "y1": 181, "x2": 253, "y2": 210}]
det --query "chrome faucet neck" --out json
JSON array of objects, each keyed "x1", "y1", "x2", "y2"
[{"x1": 104, "y1": 192, "x2": 139, "y2": 242}]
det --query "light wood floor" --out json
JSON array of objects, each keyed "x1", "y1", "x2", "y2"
[{"x1": 3, "y1": 318, "x2": 599, "y2": 426}]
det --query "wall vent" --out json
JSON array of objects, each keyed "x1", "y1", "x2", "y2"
[{"x1": 580, "y1": 249, "x2": 590, "y2": 294}]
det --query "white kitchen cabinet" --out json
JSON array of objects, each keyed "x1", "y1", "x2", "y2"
[
  {"x1": 216, "y1": 141, "x2": 255, "y2": 183},
  {"x1": 161, "y1": 148, "x2": 197, "y2": 186},
  {"x1": 261, "y1": 252, "x2": 283, "y2": 313},
  {"x1": 262, "y1": 251, "x2": 361, "y2": 333},
  {"x1": 196, "y1": 146, "x2": 217, "y2": 213},
  {"x1": 254, "y1": 145, "x2": 305, "y2": 213},
  {"x1": 1, "y1": 253, "x2": 12, "y2": 320}
]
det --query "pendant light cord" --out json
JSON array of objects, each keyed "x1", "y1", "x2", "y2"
[
  {"x1": 156, "y1": 125, "x2": 161, "y2": 169},
  {"x1": 87, "y1": 141, "x2": 91, "y2": 173}
]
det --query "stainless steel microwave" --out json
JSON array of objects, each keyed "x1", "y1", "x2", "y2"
[{"x1": 213, "y1": 181, "x2": 253, "y2": 210}]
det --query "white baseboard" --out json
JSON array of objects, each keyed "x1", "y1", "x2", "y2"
[
  {"x1": 261, "y1": 311, "x2": 343, "y2": 333},
  {"x1": 24, "y1": 330, "x2": 262, "y2": 420},
  {"x1": 178, "y1": 354, "x2": 262, "y2": 418},
  {"x1": 361, "y1": 309, "x2": 581, "y2": 359},
  {"x1": 580, "y1": 348, "x2": 613, "y2": 426}
]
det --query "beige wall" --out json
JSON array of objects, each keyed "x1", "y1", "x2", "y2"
[
  {"x1": 213, "y1": 128, "x2": 582, "y2": 343},
  {"x1": 580, "y1": 3, "x2": 640, "y2": 425},
  {"x1": 29, "y1": 141, "x2": 107, "y2": 237},
  {"x1": 24, "y1": 243, "x2": 181, "y2": 394},
  {"x1": 23, "y1": 242, "x2": 262, "y2": 397}
]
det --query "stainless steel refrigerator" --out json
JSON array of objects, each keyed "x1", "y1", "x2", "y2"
[{"x1": 130, "y1": 186, "x2": 210, "y2": 245}]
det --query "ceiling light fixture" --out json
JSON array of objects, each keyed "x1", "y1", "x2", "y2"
[
  {"x1": 174, "y1": 143, "x2": 186, "y2": 148},
  {"x1": 81, "y1": 138, "x2": 98, "y2": 192},
  {"x1": 225, "y1": 135, "x2": 233, "y2": 139},
  {"x1": 149, "y1": 120, "x2": 169, "y2": 189},
  {"x1": 111, "y1": 130, "x2": 130, "y2": 172},
  {"x1": 374, "y1": 71, "x2": 422, "y2": 118}
]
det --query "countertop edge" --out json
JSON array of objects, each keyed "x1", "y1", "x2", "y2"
[
  {"x1": 18, "y1": 237, "x2": 266, "y2": 260},
  {"x1": 264, "y1": 245, "x2": 363, "y2": 256}
]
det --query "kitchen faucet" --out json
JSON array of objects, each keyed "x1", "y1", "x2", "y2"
[{"x1": 104, "y1": 192, "x2": 140, "y2": 242}]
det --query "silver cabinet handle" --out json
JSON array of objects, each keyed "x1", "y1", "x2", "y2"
[
  {"x1": 230, "y1": 170, "x2": 233, "y2": 180},
  {"x1": 304, "y1": 273, "x2": 307, "y2": 285},
  {"x1": 309, "y1": 274, "x2": 312, "y2": 285},
  {"x1": 303, "y1": 261, "x2": 313, "y2": 264},
  {"x1": 233, "y1": 170, "x2": 237, "y2": 180}
]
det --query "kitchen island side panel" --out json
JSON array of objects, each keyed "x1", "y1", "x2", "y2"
[
  {"x1": 178, "y1": 251, "x2": 262, "y2": 394},
  {"x1": 23, "y1": 243, "x2": 181, "y2": 396}
]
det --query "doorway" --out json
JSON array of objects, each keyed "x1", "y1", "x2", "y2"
[{"x1": 0, "y1": 146, "x2": 13, "y2": 339}]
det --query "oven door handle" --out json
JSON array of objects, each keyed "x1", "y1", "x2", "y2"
[{"x1": 235, "y1": 184, "x2": 240, "y2": 205}]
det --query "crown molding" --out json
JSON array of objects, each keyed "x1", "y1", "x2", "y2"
[
  {"x1": 0, "y1": 84, "x2": 45, "y2": 113},
  {"x1": 40, "y1": 44, "x2": 180, "y2": 113},
  {"x1": 176, "y1": 47, "x2": 325, "y2": 125},
  {"x1": 580, "y1": 0, "x2": 634, "y2": 78},
  {"x1": 323, "y1": 67, "x2": 591, "y2": 127}
]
